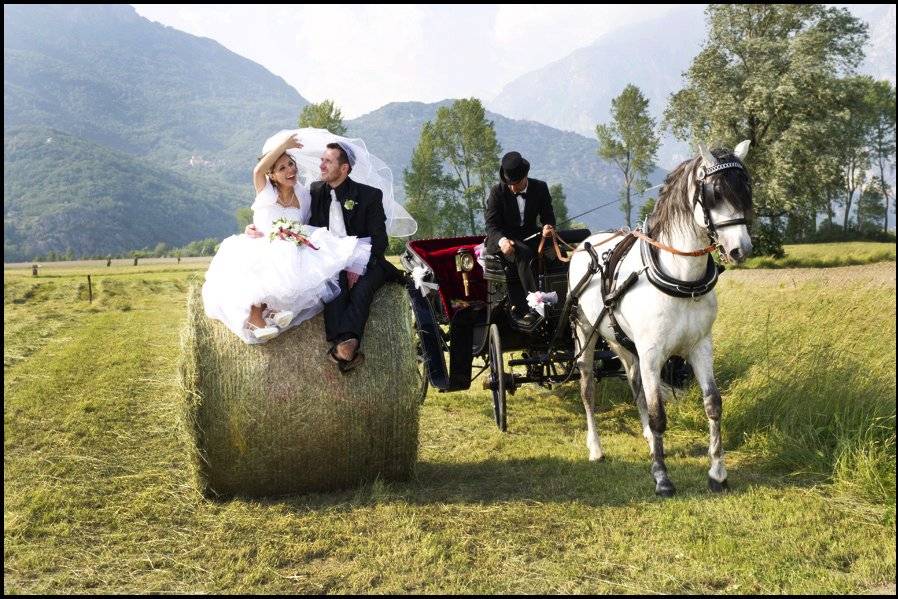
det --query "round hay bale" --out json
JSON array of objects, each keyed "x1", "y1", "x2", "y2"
[{"x1": 179, "y1": 282, "x2": 420, "y2": 498}]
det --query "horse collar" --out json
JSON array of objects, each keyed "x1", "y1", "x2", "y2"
[{"x1": 640, "y1": 237, "x2": 722, "y2": 299}]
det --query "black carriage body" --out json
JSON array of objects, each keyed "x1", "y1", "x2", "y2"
[{"x1": 402, "y1": 230, "x2": 619, "y2": 393}]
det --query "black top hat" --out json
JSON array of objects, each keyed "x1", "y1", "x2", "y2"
[{"x1": 500, "y1": 151, "x2": 530, "y2": 184}]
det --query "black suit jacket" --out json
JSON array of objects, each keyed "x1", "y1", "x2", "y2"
[
  {"x1": 484, "y1": 178, "x2": 556, "y2": 252},
  {"x1": 309, "y1": 178, "x2": 401, "y2": 280}
]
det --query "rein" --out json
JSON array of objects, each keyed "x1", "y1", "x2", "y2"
[
  {"x1": 537, "y1": 229, "x2": 577, "y2": 263},
  {"x1": 630, "y1": 229, "x2": 716, "y2": 257}
]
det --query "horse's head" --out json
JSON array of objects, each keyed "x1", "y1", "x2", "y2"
[{"x1": 691, "y1": 141, "x2": 754, "y2": 264}]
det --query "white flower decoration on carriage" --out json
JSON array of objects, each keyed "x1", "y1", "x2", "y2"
[
  {"x1": 473, "y1": 242, "x2": 486, "y2": 269},
  {"x1": 526, "y1": 290, "x2": 558, "y2": 317},
  {"x1": 411, "y1": 265, "x2": 439, "y2": 297}
]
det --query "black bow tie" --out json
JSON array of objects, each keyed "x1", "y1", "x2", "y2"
[{"x1": 516, "y1": 191, "x2": 528, "y2": 198}]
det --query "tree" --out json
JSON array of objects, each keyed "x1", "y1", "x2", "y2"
[
  {"x1": 298, "y1": 99, "x2": 347, "y2": 136},
  {"x1": 403, "y1": 122, "x2": 460, "y2": 238},
  {"x1": 831, "y1": 77, "x2": 883, "y2": 231},
  {"x1": 857, "y1": 178, "x2": 886, "y2": 233},
  {"x1": 153, "y1": 242, "x2": 169, "y2": 257},
  {"x1": 638, "y1": 197, "x2": 656, "y2": 225},
  {"x1": 236, "y1": 207, "x2": 253, "y2": 233},
  {"x1": 597, "y1": 84, "x2": 660, "y2": 228},
  {"x1": 431, "y1": 98, "x2": 501, "y2": 235},
  {"x1": 548, "y1": 183, "x2": 570, "y2": 227},
  {"x1": 865, "y1": 81, "x2": 896, "y2": 233},
  {"x1": 664, "y1": 4, "x2": 868, "y2": 252}
]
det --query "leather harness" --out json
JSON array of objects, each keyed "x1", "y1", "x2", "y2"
[{"x1": 568, "y1": 157, "x2": 749, "y2": 358}]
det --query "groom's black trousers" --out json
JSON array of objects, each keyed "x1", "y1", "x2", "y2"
[{"x1": 324, "y1": 262, "x2": 386, "y2": 345}]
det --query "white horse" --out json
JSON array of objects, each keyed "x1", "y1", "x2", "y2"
[{"x1": 569, "y1": 141, "x2": 753, "y2": 496}]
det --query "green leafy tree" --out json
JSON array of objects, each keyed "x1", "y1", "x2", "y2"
[
  {"x1": 236, "y1": 207, "x2": 253, "y2": 232},
  {"x1": 638, "y1": 197, "x2": 656, "y2": 225},
  {"x1": 404, "y1": 122, "x2": 460, "y2": 238},
  {"x1": 298, "y1": 99, "x2": 347, "y2": 136},
  {"x1": 857, "y1": 178, "x2": 886, "y2": 233},
  {"x1": 664, "y1": 4, "x2": 868, "y2": 252},
  {"x1": 548, "y1": 183, "x2": 570, "y2": 227},
  {"x1": 597, "y1": 84, "x2": 660, "y2": 228},
  {"x1": 865, "y1": 81, "x2": 896, "y2": 233},
  {"x1": 153, "y1": 242, "x2": 169, "y2": 257},
  {"x1": 431, "y1": 98, "x2": 501, "y2": 235}
]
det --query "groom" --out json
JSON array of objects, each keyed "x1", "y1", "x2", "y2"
[{"x1": 309, "y1": 142, "x2": 401, "y2": 373}]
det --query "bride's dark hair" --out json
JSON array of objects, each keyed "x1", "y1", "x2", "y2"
[{"x1": 266, "y1": 155, "x2": 296, "y2": 189}]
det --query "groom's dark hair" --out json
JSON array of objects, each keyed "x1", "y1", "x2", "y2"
[{"x1": 327, "y1": 143, "x2": 353, "y2": 175}]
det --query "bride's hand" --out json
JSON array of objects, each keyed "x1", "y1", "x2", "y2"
[
  {"x1": 285, "y1": 134, "x2": 303, "y2": 150},
  {"x1": 245, "y1": 224, "x2": 264, "y2": 238}
]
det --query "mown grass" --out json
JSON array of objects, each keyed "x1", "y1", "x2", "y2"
[
  {"x1": 739, "y1": 241, "x2": 896, "y2": 269},
  {"x1": 3, "y1": 258, "x2": 896, "y2": 593}
]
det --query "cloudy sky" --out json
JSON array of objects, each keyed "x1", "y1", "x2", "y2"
[{"x1": 132, "y1": 4, "x2": 690, "y2": 118}]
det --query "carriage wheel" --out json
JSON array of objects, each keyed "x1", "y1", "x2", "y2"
[
  {"x1": 488, "y1": 323, "x2": 508, "y2": 432},
  {"x1": 407, "y1": 306, "x2": 429, "y2": 405}
]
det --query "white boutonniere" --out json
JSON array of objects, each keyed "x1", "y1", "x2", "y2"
[{"x1": 343, "y1": 199, "x2": 356, "y2": 211}]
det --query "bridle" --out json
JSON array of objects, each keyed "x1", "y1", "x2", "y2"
[{"x1": 694, "y1": 159, "x2": 751, "y2": 254}]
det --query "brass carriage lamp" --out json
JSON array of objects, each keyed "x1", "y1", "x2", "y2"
[{"x1": 455, "y1": 248, "x2": 475, "y2": 297}]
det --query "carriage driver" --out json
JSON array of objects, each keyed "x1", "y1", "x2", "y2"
[{"x1": 485, "y1": 151, "x2": 556, "y2": 327}]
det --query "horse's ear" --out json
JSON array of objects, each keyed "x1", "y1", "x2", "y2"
[
  {"x1": 733, "y1": 140, "x2": 751, "y2": 161},
  {"x1": 698, "y1": 143, "x2": 715, "y2": 167}
]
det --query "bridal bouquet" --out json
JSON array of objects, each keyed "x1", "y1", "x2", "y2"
[{"x1": 269, "y1": 218, "x2": 318, "y2": 250}]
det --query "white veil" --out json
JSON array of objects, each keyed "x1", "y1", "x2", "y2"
[{"x1": 261, "y1": 128, "x2": 417, "y2": 237}]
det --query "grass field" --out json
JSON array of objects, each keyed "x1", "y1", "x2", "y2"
[
  {"x1": 739, "y1": 241, "x2": 896, "y2": 269},
  {"x1": 4, "y1": 247, "x2": 896, "y2": 593}
]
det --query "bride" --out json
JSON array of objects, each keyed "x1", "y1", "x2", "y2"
[{"x1": 202, "y1": 130, "x2": 371, "y2": 343}]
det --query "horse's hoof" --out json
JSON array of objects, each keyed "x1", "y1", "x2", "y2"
[
  {"x1": 655, "y1": 480, "x2": 676, "y2": 497},
  {"x1": 708, "y1": 477, "x2": 729, "y2": 493},
  {"x1": 589, "y1": 453, "x2": 605, "y2": 462}
]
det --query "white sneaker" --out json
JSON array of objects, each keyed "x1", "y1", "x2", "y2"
[
  {"x1": 247, "y1": 322, "x2": 280, "y2": 341},
  {"x1": 265, "y1": 310, "x2": 294, "y2": 328}
]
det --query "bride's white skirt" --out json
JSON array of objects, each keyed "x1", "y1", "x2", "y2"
[{"x1": 202, "y1": 227, "x2": 371, "y2": 344}]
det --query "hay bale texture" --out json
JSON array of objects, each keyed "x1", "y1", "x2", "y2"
[{"x1": 179, "y1": 283, "x2": 420, "y2": 498}]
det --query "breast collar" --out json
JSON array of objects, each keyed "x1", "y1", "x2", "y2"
[{"x1": 640, "y1": 236, "x2": 722, "y2": 299}]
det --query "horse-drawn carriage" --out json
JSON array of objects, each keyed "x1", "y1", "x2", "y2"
[
  {"x1": 398, "y1": 141, "x2": 755, "y2": 497},
  {"x1": 400, "y1": 229, "x2": 626, "y2": 431}
]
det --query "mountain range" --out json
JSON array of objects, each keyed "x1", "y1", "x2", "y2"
[{"x1": 3, "y1": 4, "x2": 662, "y2": 261}]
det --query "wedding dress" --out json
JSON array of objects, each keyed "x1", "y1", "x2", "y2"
[{"x1": 202, "y1": 181, "x2": 371, "y2": 344}]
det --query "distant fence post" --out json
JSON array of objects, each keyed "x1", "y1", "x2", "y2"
[
  {"x1": 87, "y1": 275, "x2": 93, "y2": 303},
  {"x1": 106, "y1": 257, "x2": 112, "y2": 267},
  {"x1": 133, "y1": 256, "x2": 138, "y2": 266},
  {"x1": 32, "y1": 264, "x2": 38, "y2": 276}
]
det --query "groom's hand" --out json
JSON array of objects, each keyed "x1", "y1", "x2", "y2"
[
  {"x1": 499, "y1": 238, "x2": 515, "y2": 256},
  {"x1": 245, "y1": 224, "x2": 264, "y2": 238},
  {"x1": 346, "y1": 271, "x2": 360, "y2": 289}
]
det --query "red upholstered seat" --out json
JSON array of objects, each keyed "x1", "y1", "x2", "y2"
[{"x1": 407, "y1": 236, "x2": 488, "y2": 319}]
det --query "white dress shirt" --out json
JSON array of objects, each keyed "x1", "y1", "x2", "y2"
[{"x1": 329, "y1": 188, "x2": 347, "y2": 238}]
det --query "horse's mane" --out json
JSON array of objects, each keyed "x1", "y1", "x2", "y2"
[{"x1": 647, "y1": 148, "x2": 753, "y2": 238}]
